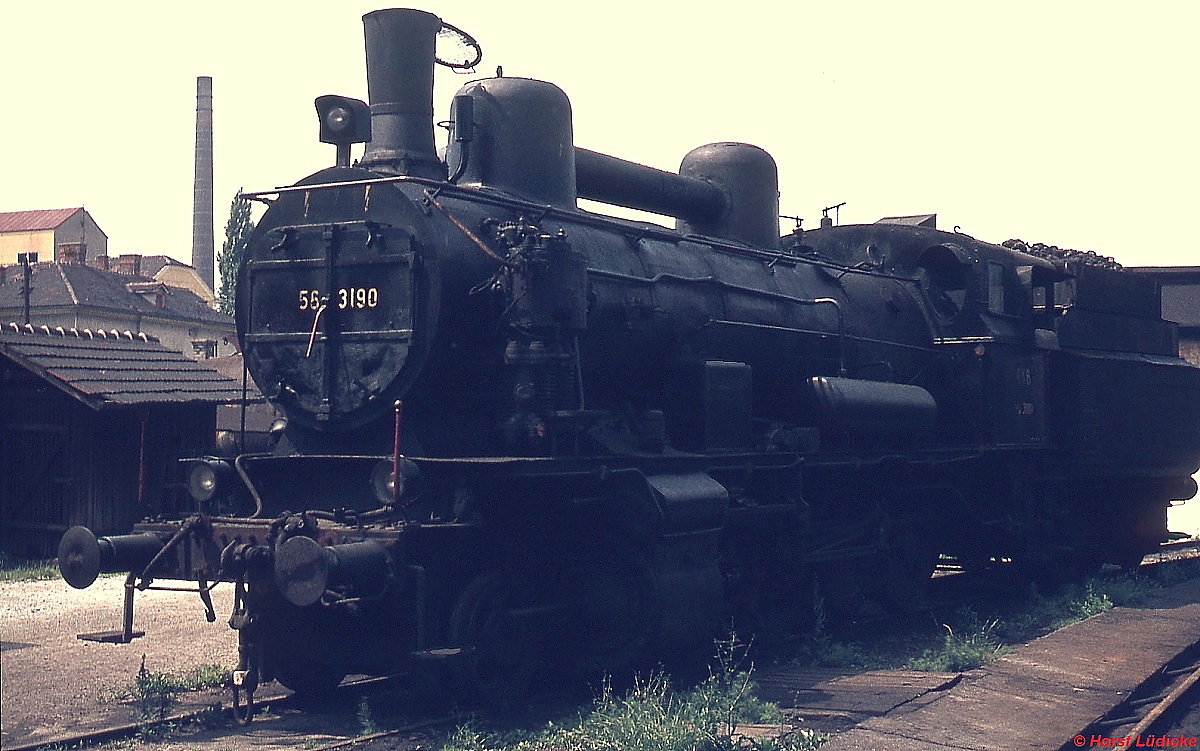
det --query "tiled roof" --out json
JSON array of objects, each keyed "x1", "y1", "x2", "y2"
[
  {"x1": 0, "y1": 262, "x2": 231, "y2": 327},
  {"x1": 0, "y1": 323, "x2": 245, "y2": 409},
  {"x1": 0, "y1": 207, "x2": 83, "y2": 233},
  {"x1": 139, "y1": 255, "x2": 188, "y2": 277}
]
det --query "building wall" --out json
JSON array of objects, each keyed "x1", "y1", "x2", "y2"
[
  {"x1": 51, "y1": 210, "x2": 108, "y2": 262},
  {"x1": 0, "y1": 230, "x2": 55, "y2": 265},
  {"x1": 0, "y1": 210, "x2": 108, "y2": 265},
  {"x1": 155, "y1": 264, "x2": 216, "y2": 305}
]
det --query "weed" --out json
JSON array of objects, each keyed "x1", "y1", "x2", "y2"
[
  {"x1": 0, "y1": 552, "x2": 59, "y2": 582},
  {"x1": 908, "y1": 619, "x2": 1005, "y2": 672},
  {"x1": 112, "y1": 657, "x2": 229, "y2": 739},
  {"x1": 1099, "y1": 572, "x2": 1157, "y2": 606},
  {"x1": 1065, "y1": 581, "x2": 1114, "y2": 621},
  {"x1": 357, "y1": 696, "x2": 380, "y2": 736},
  {"x1": 791, "y1": 600, "x2": 873, "y2": 669},
  {"x1": 437, "y1": 637, "x2": 823, "y2": 751},
  {"x1": 128, "y1": 655, "x2": 179, "y2": 739},
  {"x1": 1153, "y1": 558, "x2": 1200, "y2": 586},
  {"x1": 177, "y1": 662, "x2": 229, "y2": 692}
]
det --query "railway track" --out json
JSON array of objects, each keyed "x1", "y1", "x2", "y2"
[
  {"x1": 1067, "y1": 643, "x2": 1200, "y2": 749},
  {"x1": 11, "y1": 539, "x2": 1200, "y2": 751},
  {"x1": 4, "y1": 674, "x2": 462, "y2": 751}
]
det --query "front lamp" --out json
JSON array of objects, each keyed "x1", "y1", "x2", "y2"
[
  {"x1": 187, "y1": 458, "x2": 233, "y2": 504},
  {"x1": 371, "y1": 458, "x2": 422, "y2": 506},
  {"x1": 315, "y1": 94, "x2": 370, "y2": 168}
]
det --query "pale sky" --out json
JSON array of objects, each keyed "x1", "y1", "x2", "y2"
[{"x1": 1, "y1": 0, "x2": 1197, "y2": 275}]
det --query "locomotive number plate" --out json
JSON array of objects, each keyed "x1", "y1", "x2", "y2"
[{"x1": 298, "y1": 287, "x2": 380, "y2": 311}]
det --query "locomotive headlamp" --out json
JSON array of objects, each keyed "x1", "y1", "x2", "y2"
[
  {"x1": 315, "y1": 95, "x2": 371, "y2": 168},
  {"x1": 315, "y1": 95, "x2": 371, "y2": 144},
  {"x1": 371, "y1": 458, "x2": 422, "y2": 506},
  {"x1": 187, "y1": 458, "x2": 233, "y2": 504},
  {"x1": 324, "y1": 107, "x2": 352, "y2": 135}
]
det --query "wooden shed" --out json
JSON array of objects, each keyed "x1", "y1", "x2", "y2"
[{"x1": 0, "y1": 323, "x2": 244, "y2": 558}]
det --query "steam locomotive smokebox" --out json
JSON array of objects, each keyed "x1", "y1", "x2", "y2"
[
  {"x1": 447, "y1": 77, "x2": 576, "y2": 207},
  {"x1": 677, "y1": 143, "x2": 779, "y2": 249}
]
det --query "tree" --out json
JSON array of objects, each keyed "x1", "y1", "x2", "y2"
[{"x1": 216, "y1": 189, "x2": 255, "y2": 316}]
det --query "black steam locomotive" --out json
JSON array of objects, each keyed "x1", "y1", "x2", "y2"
[{"x1": 59, "y1": 8, "x2": 1200, "y2": 714}]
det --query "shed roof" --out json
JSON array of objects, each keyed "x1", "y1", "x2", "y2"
[
  {"x1": 0, "y1": 324, "x2": 245, "y2": 410},
  {"x1": 0, "y1": 207, "x2": 85, "y2": 233}
]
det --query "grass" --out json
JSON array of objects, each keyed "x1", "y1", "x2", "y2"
[
  {"x1": 788, "y1": 565, "x2": 1188, "y2": 675},
  {"x1": 357, "y1": 695, "x2": 381, "y2": 736},
  {"x1": 907, "y1": 616, "x2": 1005, "y2": 672},
  {"x1": 0, "y1": 552, "x2": 60, "y2": 582},
  {"x1": 437, "y1": 637, "x2": 825, "y2": 751},
  {"x1": 111, "y1": 656, "x2": 229, "y2": 739},
  {"x1": 489, "y1": 558, "x2": 1200, "y2": 751}
]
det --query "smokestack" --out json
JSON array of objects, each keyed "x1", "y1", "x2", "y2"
[
  {"x1": 192, "y1": 76, "x2": 215, "y2": 291},
  {"x1": 358, "y1": 9, "x2": 445, "y2": 179}
]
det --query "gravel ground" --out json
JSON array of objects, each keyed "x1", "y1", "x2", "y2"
[{"x1": 0, "y1": 574, "x2": 238, "y2": 749}]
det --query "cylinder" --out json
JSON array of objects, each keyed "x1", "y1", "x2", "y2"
[{"x1": 358, "y1": 8, "x2": 445, "y2": 178}]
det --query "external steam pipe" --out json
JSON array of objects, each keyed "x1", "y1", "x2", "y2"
[{"x1": 575, "y1": 148, "x2": 726, "y2": 224}]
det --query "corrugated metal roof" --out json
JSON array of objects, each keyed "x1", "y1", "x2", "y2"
[
  {"x1": 0, "y1": 324, "x2": 246, "y2": 409},
  {"x1": 0, "y1": 207, "x2": 83, "y2": 233}
]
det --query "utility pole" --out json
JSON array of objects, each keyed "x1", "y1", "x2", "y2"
[{"x1": 17, "y1": 251, "x2": 37, "y2": 325}]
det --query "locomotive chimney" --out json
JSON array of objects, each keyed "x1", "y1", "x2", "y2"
[
  {"x1": 192, "y1": 76, "x2": 215, "y2": 291},
  {"x1": 358, "y1": 9, "x2": 446, "y2": 179}
]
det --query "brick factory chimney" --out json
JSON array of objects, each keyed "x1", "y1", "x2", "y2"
[{"x1": 192, "y1": 76, "x2": 215, "y2": 291}]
